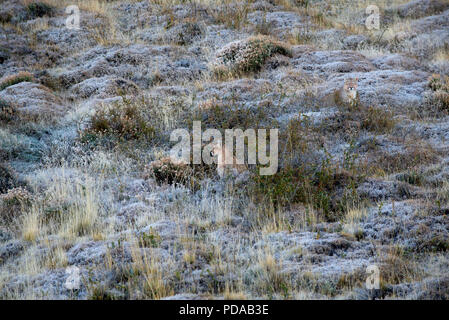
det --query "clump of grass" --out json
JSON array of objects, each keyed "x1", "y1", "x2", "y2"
[
  {"x1": 361, "y1": 106, "x2": 396, "y2": 133},
  {"x1": 295, "y1": 0, "x2": 310, "y2": 8},
  {"x1": 427, "y1": 74, "x2": 449, "y2": 111},
  {"x1": 192, "y1": 99, "x2": 273, "y2": 131},
  {"x1": 139, "y1": 228, "x2": 161, "y2": 248},
  {"x1": 396, "y1": 171, "x2": 424, "y2": 186},
  {"x1": 81, "y1": 99, "x2": 156, "y2": 144},
  {"x1": 210, "y1": 2, "x2": 250, "y2": 30},
  {"x1": 250, "y1": 156, "x2": 361, "y2": 221},
  {"x1": 250, "y1": 251, "x2": 292, "y2": 299},
  {"x1": 287, "y1": 27, "x2": 314, "y2": 45},
  {"x1": 214, "y1": 36, "x2": 291, "y2": 78},
  {"x1": 129, "y1": 243, "x2": 174, "y2": 299},
  {"x1": 88, "y1": 286, "x2": 119, "y2": 300},
  {"x1": 249, "y1": 113, "x2": 365, "y2": 221},
  {"x1": 380, "y1": 246, "x2": 419, "y2": 287},
  {"x1": 372, "y1": 142, "x2": 439, "y2": 175},
  {"x1": 169, "y1": 21, "x2": 203, "y2": 45},
  {"x1": 0, "y1": 99, "x2": 16, "y2": 122},
  {"x1": 416, "y1": 234, "x2": 449, "y2": 253},
  {"x1": 0, "y1": 72, "x2": 33, "y2": 91}
]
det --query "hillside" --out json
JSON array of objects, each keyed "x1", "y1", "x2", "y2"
[{"x1": 0, "y1": 0, "x2": 449, "y2": 299}]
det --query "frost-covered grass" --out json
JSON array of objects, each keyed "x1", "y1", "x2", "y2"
[{"x1": 0, "y1": 0, "x2": 448, "y2": 300}]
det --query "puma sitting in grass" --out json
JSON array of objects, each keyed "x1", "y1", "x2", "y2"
[
  {"x1": 322, "y1": 78, "x2": 359, "y2": 108},
  {"x1": 210, "y1": 143, "x2": 248, "y2": 178}
]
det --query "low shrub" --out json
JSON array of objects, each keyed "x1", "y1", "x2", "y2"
[
  {"x1": 372, "y1": 143, "x2": 439, "y2": 174},
  {"x1": 144, "y1": 156, "x2": 214, "y2": 189},
  {"x1": 81, "y1": 99, "x2": 155, "y2": 143},
  {"x1": 250, "y1": 162, "x2": 361, "y2": 221},
  {"x1": 145, "y1": 157, "x2": 192, "y2": 186},
  {"x1": 26, "y1": 2, "x2": 53, "y2": 18},
  {"x1": 214, "y1": 36, "x2": 291, "y2": 77},
  {"x1": 0, "y1": 72, "x2": 33, "y2": 91}
]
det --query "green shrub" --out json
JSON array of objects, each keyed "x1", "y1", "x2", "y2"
[
  {"x1": 210, "y1": 3, "x2": 250, "y2": 30},
  {"x1": 396, "y1": 171, "x2": 424, "y2": 186},
  {"x1": 418, "y1": 235, "x2": 449, "y2": 253},
  {"x1": 26, "y1": 2, "x2": 53, "y2": 18},
  {"x1": 250, "y1": 115, "x2": 365, "y2": 221},
  {"x1": 139, "y1": 228, "x2": 161, "y2": 248}
]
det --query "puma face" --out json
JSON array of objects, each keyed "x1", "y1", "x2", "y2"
[
  {"x1": 343, "y1": 78, "x2": 358, "y2": 101},
  {"x1": 210, "y1": 144, "x2": 246, "y2": 178}
]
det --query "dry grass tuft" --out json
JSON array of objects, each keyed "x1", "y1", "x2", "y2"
[{"x1": 427, "y1": 74, "x2": 449, "y2": 112}]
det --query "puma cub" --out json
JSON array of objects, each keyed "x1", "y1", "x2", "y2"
[
  {"x1": 210, "y1": 143, "x2": 247, "y2": 178},
  {"x1": 322, "y1": 78, "x2": 359, "y2": 108}
]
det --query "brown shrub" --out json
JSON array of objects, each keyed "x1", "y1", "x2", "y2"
[
  {"x1": 0, "y1": 98, "x2": 16, "y2": 122},
  {"x1": 145, "y1": 157, "x2": 192, "y2": 186},
  {"x1": 81, "y1": 99, "x2": 155, "y2": 143}
]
